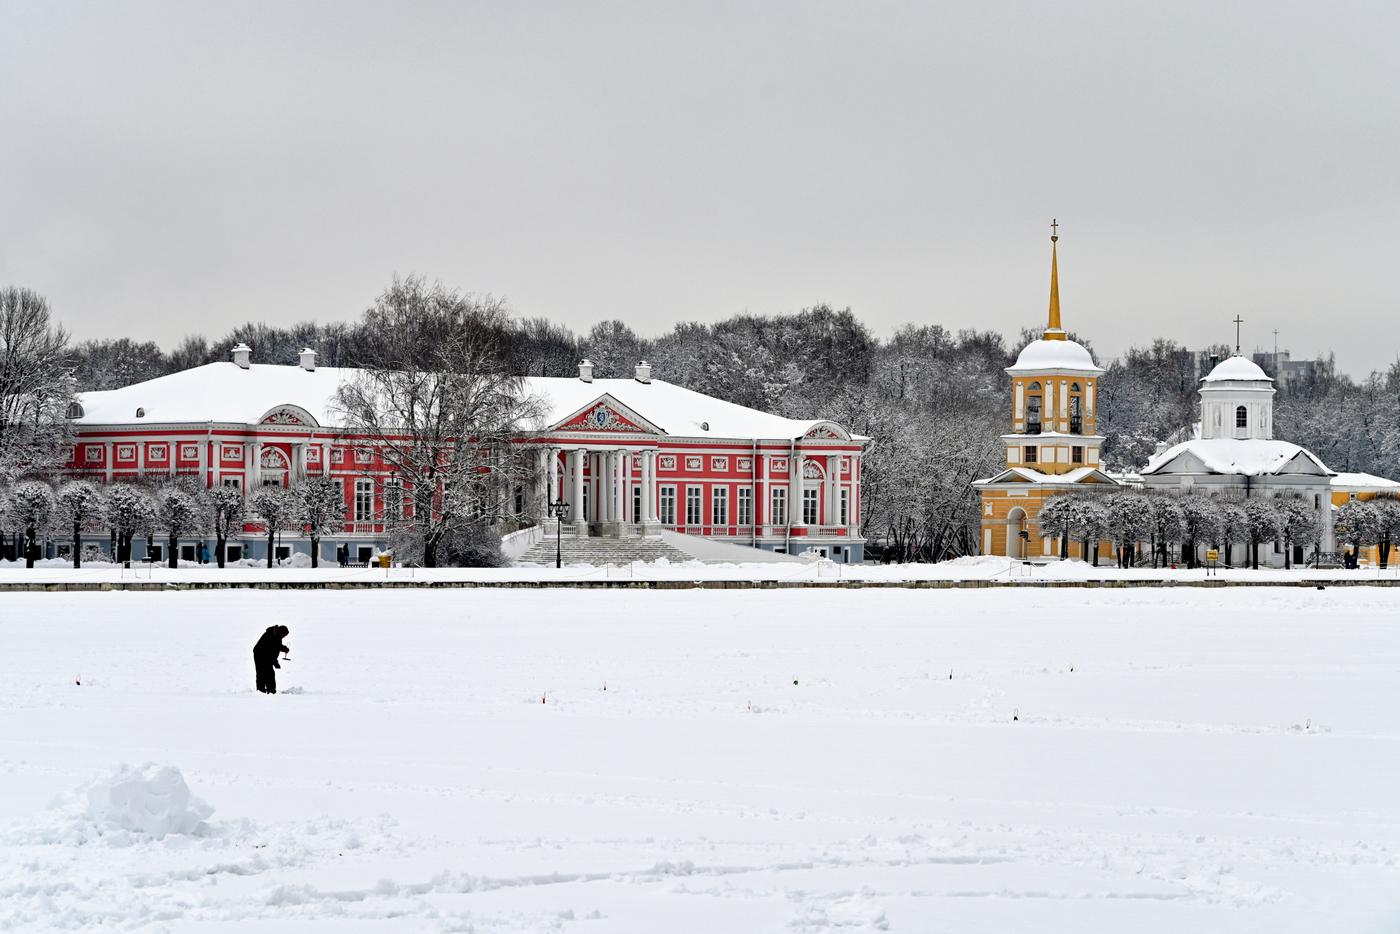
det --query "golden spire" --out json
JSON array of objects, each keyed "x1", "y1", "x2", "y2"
[{"x1": 1044, "y1": 219, "x2": 1065, "y2": 340}]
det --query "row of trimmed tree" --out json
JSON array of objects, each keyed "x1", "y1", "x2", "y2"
[
  {"x1": 1034, "y1": 490, "x2": 1338, "y2": 570},
  {"x1": 0, "y1": 477, "x2": 348, "y2": 569}
]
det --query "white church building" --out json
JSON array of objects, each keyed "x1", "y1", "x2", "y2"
[{"x1": 1140, "y1": 353, "x2": 1336, "y2": 566}]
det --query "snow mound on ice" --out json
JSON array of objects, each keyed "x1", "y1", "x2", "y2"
[{"x1": 83, "y1": 763, "x2": 213, "y2": 840}]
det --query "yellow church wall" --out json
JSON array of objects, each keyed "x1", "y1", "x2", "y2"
[{"x1": 979, "y1": 488, "x2": 1114, "y2": 560}]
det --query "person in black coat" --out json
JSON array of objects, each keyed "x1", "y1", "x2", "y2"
[{"x1": 253, "y1": 625, "x2": 291, "y2": 694}]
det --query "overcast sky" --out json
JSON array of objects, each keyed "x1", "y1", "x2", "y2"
[{"x1": 3, "y1": 1, "x2": 1397, "y2": 374}]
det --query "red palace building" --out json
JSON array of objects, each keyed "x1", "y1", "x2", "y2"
[{"x1": 65, "y1": 346, "x2": 867, "y2": 564}]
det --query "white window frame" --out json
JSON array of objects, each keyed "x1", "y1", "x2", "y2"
[
  {"x1": 354, "y1": 478, "x2": 374, "y2": 521},
  {"x1": 839, "y1": 489, "x2": 849, "y2": 526},
  {"x1": 737, "y1": 488, "x2": 752, "y2": 526},
  {"x1": 384, "y1": 479, "x2": 404, "y2": 521},
  {"x1": 712, "y1": 486, "x2": 728, "y2": 526},
  {"x1": 771, "y1": 488, "x2": 787, "y2": 526},
  {"x1": 802, "y1": 488, "x2": 819, "y2": 525},
  {"x1": 685, "y1": 486, "x2": 702, "y2": 525},
  {"x1": 659, "y1": 485, "x2": 677, "y2": 525}
]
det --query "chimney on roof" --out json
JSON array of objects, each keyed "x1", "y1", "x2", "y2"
[
  {"x1": 578, "y1": 359, "x2": 594, "y2": 383},
  {"x1": 299, "y1": 347, "x2": 317, "y2": 372},
  {"x1": 231, "y1": 343, "x2": 251, "y2": 369},
  {"x1": 634, "y1": 360, "x2": 652, "y2": 383}
]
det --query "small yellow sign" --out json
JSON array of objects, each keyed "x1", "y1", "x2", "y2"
[{"x1": 1206, "y1": 549, "x2": 1220, "y2": 562}]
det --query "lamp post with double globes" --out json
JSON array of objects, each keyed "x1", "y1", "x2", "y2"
[{"x1": 549, "y1": 497, "x2": 570, "y2": 569}]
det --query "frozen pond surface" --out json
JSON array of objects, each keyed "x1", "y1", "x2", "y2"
[{"x1": 1, "y1": 588, "x2": 1397, "y2": 932}]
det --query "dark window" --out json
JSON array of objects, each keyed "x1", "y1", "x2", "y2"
[
  {"x1": 1072, "y1": 446, "x2": 1084, "y2": 464},
  {"x1": 1236, "y1": 405, "x2": 1248, "y2": 429},
  {"x1": 1025, "y1": 446, "x2": 1038, "y2": 464}
]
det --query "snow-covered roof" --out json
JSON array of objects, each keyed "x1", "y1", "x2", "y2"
[
  {"x1": 1005, "y1": 338, "x2": 1103, "y2": 376},
  {"x1": 1142, "y1": 439, "x2": 1333, "y2": 477},
  {"x1": 73, "y1": 363, "x2": 852, "y2": 441},
  {"x1": 1202, "y1": 355, "x2": 1271, "y2": 383},
  {"x1": 974, "y1": 466, "x2": 1118, "y2": 486},
  {"x1": 524, "y1": 377, "x2": 847, "y2": 440},
  {"x1": 1331, "y1": 471, "x2": 1400, "y2": 491}
]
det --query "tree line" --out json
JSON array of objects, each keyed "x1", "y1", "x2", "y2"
[
  {"x1": 4, "y1": 277, "x2": 1399, "y2": 565},
  {"x1": 1034, "y1": 489, "x2": 1399, "y2": 569}
]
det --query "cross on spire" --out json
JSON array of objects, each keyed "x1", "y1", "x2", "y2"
[
  {"x1": 1233, "y1": 315, "x2": 1244, "y2": 354},
  {"x1": 1050, "y1": 218, "x2": 1058, "y2": 242}
]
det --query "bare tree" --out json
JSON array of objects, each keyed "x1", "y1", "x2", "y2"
[
  {"x1": 56, "y1": 480, "x2": 105, "y2": 568},
  {"x1": 293, "y1": 476, "x2": 346, "y2": 568},
  {"x1": 332, "y1": 276, "x2": 542, "y2": 567},
  {"x1": 8, "y1": 481, "x2": 55, "y2": 568},
  {"x1": 104, "y1": 484, "x2": 156, "y2": 564},
  {"x1": 156, "y1": 483, "x2": 206, "y2": 568},
  {"x1": 0, "y1": 287, "x2": 74, "y2": 483},
  {"x1": 1276, "y1": 497, "x2": 1320, "y2": 569},
  {"x1": 249, "y1": 486, "x2": 297, "y2": 568},
  {"x1": 209, "y1": 485, "x2": 245, "y2": 568},
  {"x1": 1244, "y1": 498, "x2": 1282, "y2": 570}
]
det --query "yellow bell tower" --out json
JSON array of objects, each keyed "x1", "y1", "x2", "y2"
[
  {"x1": 1001, "y1": 222, "x2": 1105, "y2": 475},
  {"x1": 972, "y1": 222, "x2": 1119, "y2": 560}
]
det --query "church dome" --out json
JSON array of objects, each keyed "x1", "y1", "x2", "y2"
[
  {"x1": 1202, "y1": 355, "x2": 1271, "y2": 383},
  {"x1": 1006, "y1": 338, "x2": 1102, "y2": 375}
]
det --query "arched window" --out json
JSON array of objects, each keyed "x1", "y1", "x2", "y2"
[
  {"x1": 65, "y1": 401, "x2": 84, "y2": 419},
  {"x1": 1025, "y1": 382, "x2": 1042, "y2": 433},
  {"x1": 1235, "y1": 405, "x2": 1248, "y2": 429},
  {"x1": 1068, "y1": 382, "x2": 1083, "y2": 433}
]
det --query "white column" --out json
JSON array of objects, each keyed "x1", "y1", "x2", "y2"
[
  {"x1": 136, "y1": 442, "x2": 145, "y2": 478},
  {"x1": 209, "y1": 441, "x2": 220, "y2": 487},
  {"x1": 849, "y1": 454, "x2": 861, "y2": 533},
  {"x1": 642, "y1": 451, "x2": 655, "y2": 523},
  {"x1": 251, "y1": 441, "x2": 263, "y2": 487},
  {"x1": 105, "y1": 441, "x2": 113, "y2": 482},
  {"x1": 827, "y1": 455, "x2": 839, "y2": 528},
  {"x1": 614, "y1": 450, "x2": 625, "y2": 523},
  {"x1": 571, "y1": 448, "x2": 586, "y2": 529},
  {"x1": 791, "y1": 452, "x2": 805, "y2": 528},
  {"x1": 321, "y1": 442, "x2": 331, "y2": 477},
  {"x1": 199, "y1": 439, "x2": 209, "y2": 486},
  {"x1": 599, "y1": 451, "x2": 607, "y2": 521},
  {"x1": 546, "y1": 447, "x2": 559, "y2": 512},
  {"x1": 758, "y1": 453, "x2": 768, "y2": 532}
]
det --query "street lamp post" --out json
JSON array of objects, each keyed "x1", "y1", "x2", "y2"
[{"x1": 549, "y1": 497, "x2": 570, "y2": 569}]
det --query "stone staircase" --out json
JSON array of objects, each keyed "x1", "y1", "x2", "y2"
[{"x1": 516, "y1": 534, "x2": 695, "y2": 567}]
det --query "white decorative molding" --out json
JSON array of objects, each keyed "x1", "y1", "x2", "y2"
[
  {"x1": 659, "y1": 455, "x2": 676, "y2": 470},
  {"x1": 261, "y1": 408, "x2": 306, "y2": 425},
  {"x1": 179, "y1": 444, "x2": 198, "y2": 460},
  {"x1": 737, "y1": 457, "x2": 753, "y2": 471},
  {"x1": 354, "y1": 447, "x2": 373, "y2": 464},
  {"x1": 147, "y1": 444, "x2": 167, "y2": 462},
  {"x1": 116, "y1": 444, "x2": 136, "y2": 461},
  {"x1": 260, "y1": 447, "x2": 289, "y2": 470},
  {"x1": 575, "y1": 402, "x2": 639, "y2": 432},
  {"x1": 332, "y1": 448, "x2": 345, "y2": 464},
  {"x1": 802, "y1": 460, "x2": 823, "y2": 479},
  {"x1": 84, "y1": 444, "x2": 103, "y2": 463},
  {"x1": 221, "y1": 444, "x2": 242, "y2": 460},
  {"x1": 685, "y1": 456, "x2": 703, "y2": 470},
  {"x1": 771, "y1": 457, "x2": 788, "y2": 473},
  {"x1": 710, "y1": 456, "x2": 728, "y2": 472}
]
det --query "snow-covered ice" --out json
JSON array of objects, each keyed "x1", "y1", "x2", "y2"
[{"x1": 1, "y1": 587, "x2": 1397, "y2": 931}]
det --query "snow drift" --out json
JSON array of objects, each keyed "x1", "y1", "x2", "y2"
[{"x1": 80, "y1": 764, "x2": 212, "y2": 842}]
